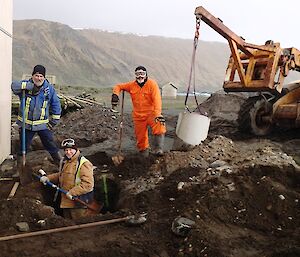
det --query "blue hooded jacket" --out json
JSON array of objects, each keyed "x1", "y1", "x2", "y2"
[{"x1": 11, "y1": 79, "x2": 61, "y2": 131}]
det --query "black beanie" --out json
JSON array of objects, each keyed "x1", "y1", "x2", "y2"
[
  {"x1": 135, "y1": 66, "x2": 147, "y2": 73},
  {"x1": 32, "y1": 64, "x2": 46, "y2": 77}
]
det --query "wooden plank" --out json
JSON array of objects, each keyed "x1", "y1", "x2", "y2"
[
  {"x1": 75, "y1": 97, "x2": 103, "y2": 106},
  {"x1": 59, "y1": 94, "x2": 82, "y2": 108},
  {"x1": 0, "y1": 178, "x2": 13, "y2": 181},
  {"x1": 69, "y1": 97, "x2": 93, "y2": 106},
  {"x1": 7, "y1": 182, "x2": 20, "y2": 200}
]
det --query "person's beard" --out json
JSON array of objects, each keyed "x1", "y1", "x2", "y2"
[
  {"x1": 34, "y1": 80, "x2": 44, "y2": 87},
  {"x1": 136, "y1": 76, "x2": 147, "y2": 87}
]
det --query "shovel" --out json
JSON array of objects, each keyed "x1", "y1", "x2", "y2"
[
  {"x1": 33, "y1": 173, "x2": 103, "y2": 213},
  {"x1": 19, "y1": 89, "x2": 32, "y2": 185},
  {"x1": 112, "y1": 91, "x2": 125, "y2": 166}
]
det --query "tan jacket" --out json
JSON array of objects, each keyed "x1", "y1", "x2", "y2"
[{"x1": 48, "y1": 150, "x2": 94, "y2": 208}]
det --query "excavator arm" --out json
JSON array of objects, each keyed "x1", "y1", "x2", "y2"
[{"x1": 194, "y1": 6, "x2": 300, "y2": 93}]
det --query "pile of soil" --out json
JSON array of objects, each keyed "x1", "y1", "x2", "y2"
[{"x1": 1, "y1": 92, "x2": 299, "y2": 257}]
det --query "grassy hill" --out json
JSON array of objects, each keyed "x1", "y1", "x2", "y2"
[
  {"x1": 13, "y1": 20, "x2": 230, "y2": 92},
  {"x1": 12, "y1": 19, "x2": 300, "y2": 92}
]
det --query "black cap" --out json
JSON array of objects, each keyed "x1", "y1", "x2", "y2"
[{"x1": 32, "y1": 65, "x2": 46, "y2": 77}]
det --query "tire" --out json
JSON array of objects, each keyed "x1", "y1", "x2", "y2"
[{"x1": 238, "y1": 97, "x2": 273, "y2": 136}]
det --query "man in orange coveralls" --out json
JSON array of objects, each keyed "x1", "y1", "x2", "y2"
[{"x1": 111, "y1": 66, "x2": 166, "y2": 157}]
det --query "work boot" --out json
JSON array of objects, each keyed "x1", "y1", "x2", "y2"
[
  {"x1": 152, "y1": 134, "x2": 165, "y2": 156},
  {"x1": 139, "y1": 148, "x2": 150, "y2": 158},
  {"x1": 50, "y1": 151, "x2": 63, "y2": 167}
]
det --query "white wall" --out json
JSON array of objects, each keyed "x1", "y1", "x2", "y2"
[{"x1": 0, "y1": 0, "x2": 13, "y2": 164}]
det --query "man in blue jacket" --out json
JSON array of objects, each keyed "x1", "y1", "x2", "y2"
[{"x1": 11, "y1": 65, "x2": 62, "y2": 171}]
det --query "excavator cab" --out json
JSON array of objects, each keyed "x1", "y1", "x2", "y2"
[{"x1": 194, "y1": 6, "x2": 300, "y2": 135}]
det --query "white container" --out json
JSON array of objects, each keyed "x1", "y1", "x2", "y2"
[{"x1": 176, "y1": 111, "x2": 210, "y2": 146}]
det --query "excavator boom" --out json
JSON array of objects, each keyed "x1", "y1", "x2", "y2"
[{"x1": 195, "y1": 6, "x2": 300, "y2": 93}]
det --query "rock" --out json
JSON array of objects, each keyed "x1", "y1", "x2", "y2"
[
  {"x1": 37, "y1": 219, "x2": 46, "y2": 228},
  {"x1": 171, "y1": 217, "x2": 195, "y2": 237},
  {"x1": 216, "y1": 165, "x2": 231, "y2": 171},
  {"x1": 177, "y1": 182, "x2": 185, "y2": 190},
  {"x1": 16, "y1": 222, "x2": 30, "y2": 232},
  {"x1": 159, "y1": 250, "x2": 170, "y2": 257},
  {"x1": 227, "y1": 182, "x2": 236, "y2": 191},
  {"x1": 210, "y1": 160, "x2": 227, "y2": 168}
]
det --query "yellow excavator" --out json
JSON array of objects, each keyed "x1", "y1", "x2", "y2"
[{"x1": 194, "y1": 6, "x2": 300, "y2": 135}]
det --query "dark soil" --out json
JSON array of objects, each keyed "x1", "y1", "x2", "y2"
[{"x1": 1, "y1": 92, "x2": 300, "y2": 257}]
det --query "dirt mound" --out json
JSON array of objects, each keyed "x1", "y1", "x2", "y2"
[{"x1": 1, "y1": 93, "x2": 300, "y2": 257}]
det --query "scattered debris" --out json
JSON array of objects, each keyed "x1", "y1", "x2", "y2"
[
  {"x1": 171, "y1": 217, "x2": 195, "y2": 237},
  {"x1": 2, "y1": 92, "x2": 300, "y2": 257}
]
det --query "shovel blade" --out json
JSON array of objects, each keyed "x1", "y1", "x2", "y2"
[
  {"x1": 18, "y1": 157, "x2": 32, "y2": 185},
  {"x1": 86, "y1": 200, "x2": 104, "y2": 215},
  {"x1": 20, "y1": 167, "x2": 32, "y2": 185},
  {"x1": 112, "y1": 154, "x2": 124, "y2": 166}
]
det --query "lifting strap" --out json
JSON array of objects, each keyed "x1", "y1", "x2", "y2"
[{"x1": 184, "y1": 17, "x2": 207, "y2": 115}]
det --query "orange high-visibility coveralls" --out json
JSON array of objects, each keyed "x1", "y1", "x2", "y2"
[{"x1": 113, "y1": 78, "x2": 166, "y2": 151}]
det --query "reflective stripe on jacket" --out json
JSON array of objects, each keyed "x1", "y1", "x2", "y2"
[
  {"x1": 113, "y1": 78, "x2": 162, "y2": 120},
  {"x1": 11, "y1": 79, "x2": 61, "y2": 131},
  {"x1": 48, "y1": 150, "x2": 94, "y2": 208},
  {"x1": 75, "y1": 156, "x2": 88, "y2": 185}
]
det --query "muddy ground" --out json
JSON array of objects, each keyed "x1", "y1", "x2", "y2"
[{"x1": 0, "y1": 92, "x2": 300, "y2": 257}]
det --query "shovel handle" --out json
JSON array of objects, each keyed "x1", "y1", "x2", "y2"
[
  {"x1": 33, "y1": 174, "x2": 101, "y2": 212},
  {"x1": 117, "y1": 91, "x2": 125, "y2": 152},
  {"x1": 21, "y1": 89, "x2": 26, "y2": 166}
]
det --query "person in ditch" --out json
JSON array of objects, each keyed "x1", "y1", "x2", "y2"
[
  {"x1": 11, "y1": 64, "x2": 62, "y2": 171},
  {"x1": 111, "y1": 66, "x2": 166, "y2": 157},
  {"x1": 40, "y1": 138, "x2": 95, "y2": 219}
]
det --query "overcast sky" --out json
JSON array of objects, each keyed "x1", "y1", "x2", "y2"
[{"x1": 13, "y1": 0, "x2": 300, "y2": 48}]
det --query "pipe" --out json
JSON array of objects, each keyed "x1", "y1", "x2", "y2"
[{"x1": 0, "y1": 216, "x2": 131, "y2": 242}]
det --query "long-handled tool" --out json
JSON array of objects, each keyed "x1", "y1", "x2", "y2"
[
  {"x1": 33, "y1": 173, "x2": 103, "y2": 213},
  {"x1": 0, "y1": 213, "x2": 147, "y2": 242},
  {"x1": 19, "y1": 89, "x2": 32, "y2": 185},
  {"x1": 21, "y1": 89, "x2": 26, "y2": 168},
  {"x1": 112, "y1": 91, "x2": 125, "y2": 166}
]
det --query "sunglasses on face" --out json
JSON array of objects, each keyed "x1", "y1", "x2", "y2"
[{"x1": 61, "y1": 138, "x2": 75, "y2": 148}]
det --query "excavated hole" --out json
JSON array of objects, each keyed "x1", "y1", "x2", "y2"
[
  {"x1": 94, "y1": 176, "x2": 120, "y2": 213},
  {"x1": 40, "y1": 176, "x2": 120, "y2": 216}
]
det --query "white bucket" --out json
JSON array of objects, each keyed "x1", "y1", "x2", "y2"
[{"x1": 176, "y1": 111, "x2": 210, "y2": 146}]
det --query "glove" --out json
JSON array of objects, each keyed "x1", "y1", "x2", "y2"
[
  {"x1": 38, "y1": 169, "x2": 47, "y2": 176},
  {"x1": 38, "y1": 169, "x2": 49, "y2": 185},
  {"x1": 11, "y1": 81, "x2": 34, "y2": 94},
  {"x1": 25, "y1": 81, "x2": 34, "y2": 91},
  {"x1": 47, "y1": 121, "x2": 56, "y2": 131},
  {"x1": 155, "y1": 116, "x2": 166, "y2": 126},
  {"x1": 47, "y1": 123, "x2": 53, "y2": 130},
  {"x1": 111, "y1": 94, "x2": 119, "y2": 108},
  {"x1": 66, "y1": 192, "x2": 74, "y2": 200},
  {"x1": 39, "y1": 176, "x2": 49, "y2": 185}
]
